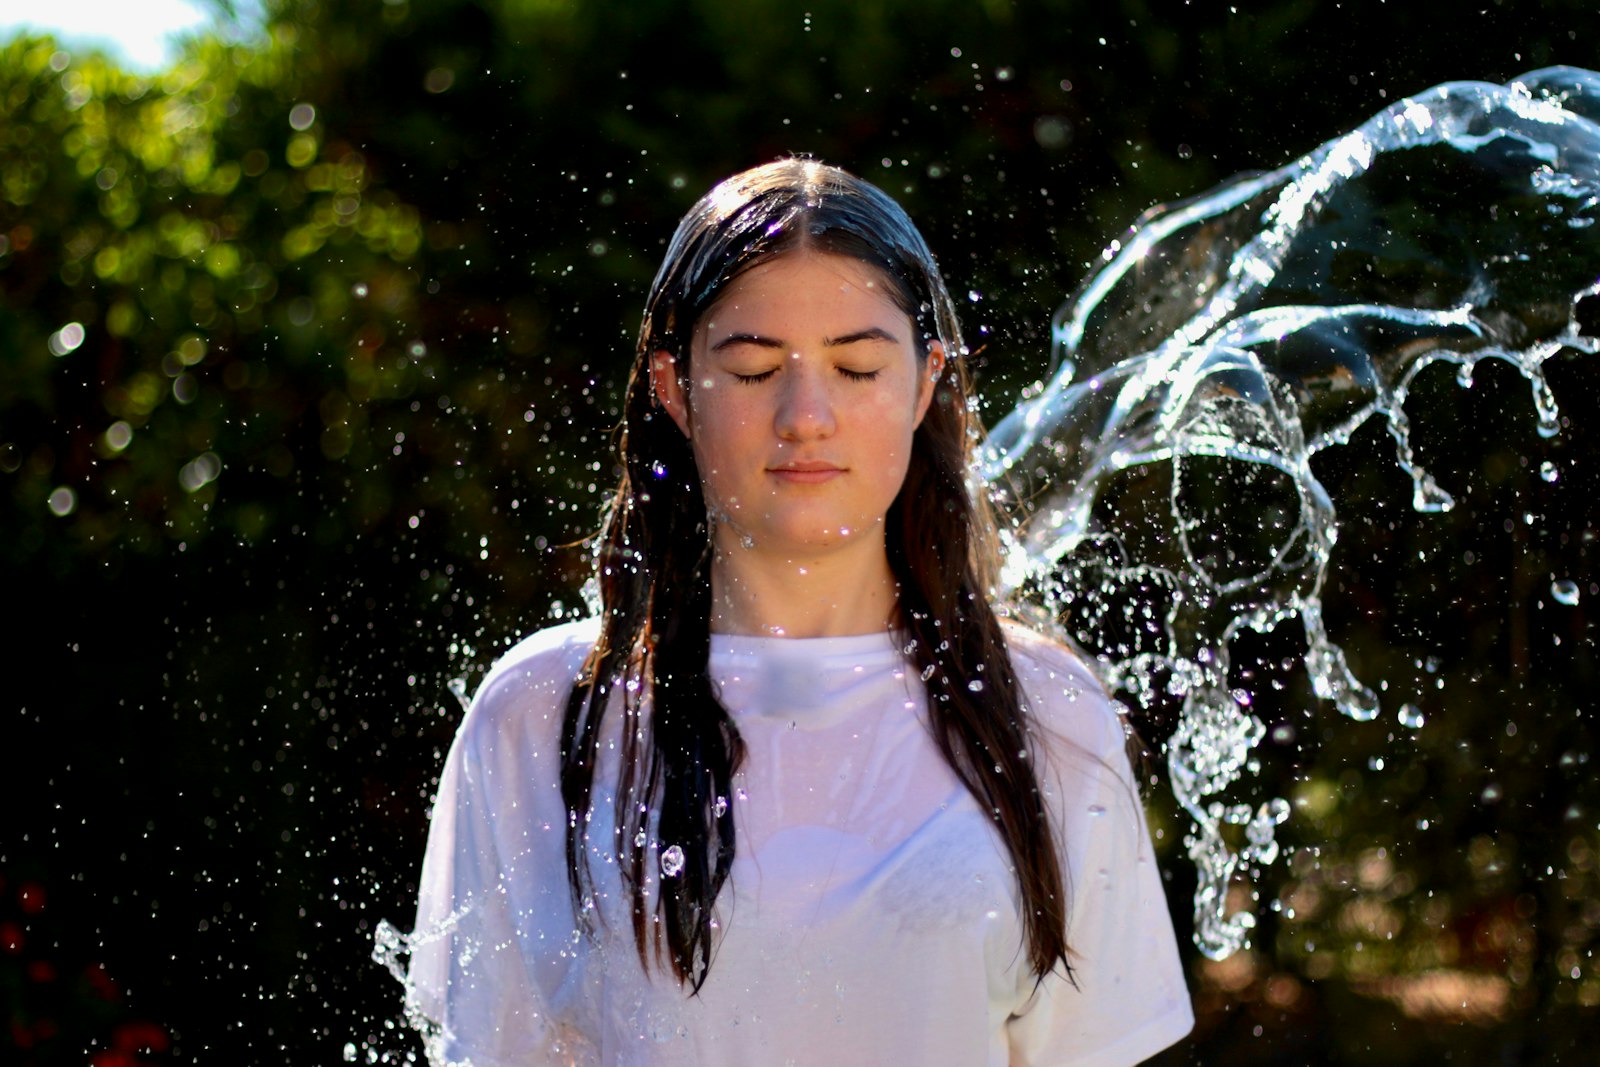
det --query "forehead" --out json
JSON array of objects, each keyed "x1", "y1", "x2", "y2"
[{"x1": 697, "y1": 252, "x2": 907, "y2": 332}]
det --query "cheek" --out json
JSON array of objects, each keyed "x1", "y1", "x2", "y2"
[
  {"x1": 878, "y1": 443, "x2": 915, "y2": 498},
  {"x1": 685, "y1": 396, "x2": 756, "y2": 489},
  {"x1": 862, "y1": 392, "x2": 922, "y2": 454},
  {"x1": 858, "y1": 407, "x2": 921, "y2": 500}
]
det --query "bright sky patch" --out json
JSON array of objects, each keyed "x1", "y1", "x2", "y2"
[{"x1": 0, "y1": 0, "x2": 215, "y2": 71}]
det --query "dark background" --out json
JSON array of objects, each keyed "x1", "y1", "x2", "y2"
[{"x1": 4, "y1": 1, "x2": 1598, "y2": 1063}]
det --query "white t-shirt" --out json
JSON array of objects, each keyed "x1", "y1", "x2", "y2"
[{"x1": 407, "y1": 617, "x2": 1192, "y2": 1066}]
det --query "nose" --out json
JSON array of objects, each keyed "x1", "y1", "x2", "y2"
[{"x1": 774, "y1": 359, "x2": 836, "y2": 441}]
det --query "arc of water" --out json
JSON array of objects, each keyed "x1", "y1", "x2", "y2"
[{"x1": 985, "y1": 67, "x2": 1600, "y2": 958}]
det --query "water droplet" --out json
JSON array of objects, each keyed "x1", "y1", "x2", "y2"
[
  {"x1": 712, "y1": 795, "x2": 728, "y2": 818},
  {"x1": 1540, "y1": 460, "x2": 1559, "y2": 483},
  {"x1": 177, "y1": 451, "x2": 222, "y2": 493},
  {"x1": 1552, "y1": 579, "x2": 1580, "y2": 605},
  {"x1": 446, "y1": 677, "x2": 469, "y2": 711},
  {"x1": 920, "y1": 663, "x2": 937, "y2": 681},
  {"x1": 370, "y1": 919, "x2": 410, "y2": 982},
  {"x1": 660, "y1": 845, "x2": 685, "y2": 878},
  {"x1": 343, "y1": 1042, "x2": 358, "y2": 1062},
  {"x1": 1087, "y1": 804, "x2": 1106, "y2": 816},
  {"x1": 47, "y1": 321, "x2": 85, "y2": 356},
  {"x1": 634, "y1": 829, "x2": 647, "y2": 848},
  {"x1": 1398, "y1": 703, "x2": 1425, "y2": 729},
  {"x1": 967, "y1": 678, "x2": 985, "y2": 692}
]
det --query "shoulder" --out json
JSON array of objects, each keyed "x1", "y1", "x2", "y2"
[
  {"x1": 480, "y1": 615, "x2": 601, "y2": 697},
  {"x1": 1000, "y1": 620, "x2": 1125, "y2": 762},
  {"x1": 1000, "y1": 619, "x2": 1105, "y2": 694},
  {"x1": 456, "y1": 616, "x2": 601, "y2": 756}
]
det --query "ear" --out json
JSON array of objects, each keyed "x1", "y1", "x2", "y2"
[
  {"x1": 913, "y1": 341, "x2": 946, "y2": 427},
  {"x1": 650, "y1": 350, "x2": 692, "y2": 438}
]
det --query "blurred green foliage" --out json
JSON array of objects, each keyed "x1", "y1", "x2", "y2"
[
  {"x1": 0, "y1": 30, "x2": 423, "y2": 558},
  {"x1": 4, "y1": 1, "x2": 1597, "y2": 1064}
]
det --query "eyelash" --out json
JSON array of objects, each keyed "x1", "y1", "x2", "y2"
[{"x1": 731, "y1": 368, "x2": 880, "y2": 385}]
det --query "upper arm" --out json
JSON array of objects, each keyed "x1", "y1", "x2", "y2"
[
  {"x1": 406, "y1": 628, "x2": 597, "y2": 1065},
  {"x1": 1003, "y1": 632, "x2": 1194, "y2": 1066}
]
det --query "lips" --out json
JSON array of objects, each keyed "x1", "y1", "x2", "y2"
[{"x1": 768, "y1": 460, "x2": 845, "y2": 484}]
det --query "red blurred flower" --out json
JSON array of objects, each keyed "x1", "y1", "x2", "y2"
[
  {"x1": 84, "y1": 961, "x2": 121, "y2": 1001},
  {"x1": 113, "y1": 1020, "x2": 170, "y2": 1054},
  {"x1": 18, "y1": 882, "x2": 46, "y2": 914}
]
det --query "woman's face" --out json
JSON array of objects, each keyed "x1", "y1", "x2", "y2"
[{"x1": 651, "y1": 251, "x2": 943, "y2": 559}]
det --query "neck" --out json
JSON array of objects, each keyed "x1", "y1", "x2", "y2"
[{"x1": 708, "y1": 527, "x2": 901, "y2": 638}]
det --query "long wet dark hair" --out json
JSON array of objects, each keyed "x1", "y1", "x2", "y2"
[{"x1": 560, "y1": 159, "x2": 1069, "y2": 991}]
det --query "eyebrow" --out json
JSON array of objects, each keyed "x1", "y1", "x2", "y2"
[
  {"x1": 824, "y1": 327, "x2": 900, "y2": 347},
  {"x1": 709, "y1": 332, "x2": 784, "y2": 352},
  {"x1": 708, "y1": 327, "x2": 900, "y2": 352}
]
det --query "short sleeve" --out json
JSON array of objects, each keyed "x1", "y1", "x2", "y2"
[
  {"x1": 1005, "y1": 639, "x2": 1194, "y2": 1066},
  {"x1": 405, "y1": 625, "x2": 598, "y2": 1067}
]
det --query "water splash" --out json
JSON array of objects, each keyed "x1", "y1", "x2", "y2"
[
  {"x1": 371, "y1": 918, "x2": 411, "y2": 985},
  {"x1": 371, "y1": 916, "x2": 462, "y2": 1065},
  {"x1": 984, "y1": 67, "x2": 1600, "y2": 959}
]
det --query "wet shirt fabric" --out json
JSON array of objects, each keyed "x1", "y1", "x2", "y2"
[{"x1": 408, "y1": 618, "x2": 1193, "y2": 1067}]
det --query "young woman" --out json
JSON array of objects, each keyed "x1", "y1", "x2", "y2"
[{"x1": 406, "y1": 160, "x2": 1192, "y2": 1066}]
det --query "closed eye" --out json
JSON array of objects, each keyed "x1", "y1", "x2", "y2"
[{"x1": 733, "y1": 366, "x2": 879, "y2": 383}]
